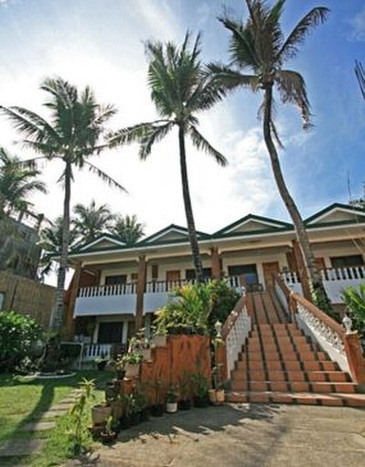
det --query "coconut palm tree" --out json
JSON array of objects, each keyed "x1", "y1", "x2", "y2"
[
  {"x1": 73, "y1": 199, "x2": 115, "y2": 244},
  {"x1": 111, "y1": 214, "x2": 144, "y2": 246},
  {"x1": 0, "y1": 77, "x2": 126, "y2": 329},
  {"x1": 110, "y1": 33, "x2": 226, "y2": 282},
  {"x1": 0, "y1": 148, "x2": 46, "y2": 278},
  {"x1": 208, "y1": 0, "x2": 330, "y2": 307},
  {"x1": 0, "y1": 147, "x2": 46, "y2": 216},
  {"x1": 38, "y1": 216, "x2": 79, "y2": 280}
]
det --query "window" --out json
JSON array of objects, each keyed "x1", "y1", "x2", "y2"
[
  {"x1": 185, "y1": 268, "x2": 212, "y2": 280},
  {"x1": 228, "y1": 264, "x2": 259, "y2": 288},
  {"x1": 97, "y1": 322, "x2": 123, "y2": 344},
  {"x1": 331, "y1": 255, "x2": 364, "y2": 269},
  {"x1": 151, "y1": 264, "x2": 159, "y2": 280},
  {"x1": 105, "y1": 275, "x2": 127, "y2": 285}
]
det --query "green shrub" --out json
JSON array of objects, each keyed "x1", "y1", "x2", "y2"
[
  {"x1": 341, "y1": 285, "x2": 365, "y2": 333},
  {"x1": 0, "y1": 310, "x2": 42, "y2": 373}
]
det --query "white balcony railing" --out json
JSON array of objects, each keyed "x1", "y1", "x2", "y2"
[
  {"x1": 75, "y1": 276, "x2": 244, "y2": 317},
  {"x1": 281, "y1": 266, "x2": 365, "y2": 303}
]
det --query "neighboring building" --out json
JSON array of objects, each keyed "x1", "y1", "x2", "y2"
[
  {"x1": 64, "y1": 203, "x2": 365, "y2": 360},
  {"x1": 0, "y1": 210, "x2": 44, "y2": 280}
]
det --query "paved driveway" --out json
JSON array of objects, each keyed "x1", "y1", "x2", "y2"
[{"x1": 67, "y1": 403, "x2": 365, "y2": 467}]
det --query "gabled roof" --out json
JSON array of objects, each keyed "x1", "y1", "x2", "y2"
[
  {"x1": 139, "y1": 224, "x2": 211, "y2": 245},
  {"x1": 213, "y1": 214, "x2": 293, "y2": 238},
  {"x1": 76, "y1": 233, "x2": 126, "y2": 253},
  {"x1": 305, "y1": 203, "x2": 365, "y2": 227}
]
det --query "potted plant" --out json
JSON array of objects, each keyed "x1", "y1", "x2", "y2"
[
  {"x1": 91, "y1": 402, "x2": 112, "y2": 426},
  {"x1": 149, "y1": 379, "x2": 165, "y2": 416},
  {"x1": 208, "y1": 335, "x2": 225, "y2": 406},
  {"x1": 192, "y1": 372, "x2": 209, "y2": 408},
  {"x1": 178, "y1": 371, "x2": 192, "y2": 410},
  {"x1": 109, "y1": 354, "x2": 127, "y2": 380},
  {"x1": 94, "y1": 352, "x2": 108, "y2": 371},
  {"x1": 166, "y1": 384, "x2": 179, "y2": 413},
  {"x1": 100, "y1": 415, "x2": 117, "y2": 444},
  {"x1": 123, "y1": 352, "x2": 143, "y2": 378}
]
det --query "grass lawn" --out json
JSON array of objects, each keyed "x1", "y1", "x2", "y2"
[{"x1": 0, "y1": 370, "x2": 113, "y2": 466}]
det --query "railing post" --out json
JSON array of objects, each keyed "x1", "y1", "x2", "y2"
[
  {"x1": 135, "y1": 255, "x2": 147, "y2": 331},
  {"x1": 343, "y1": 332, "x2": 365, "y2": 387},
  {"x1": 210, "y1": 247, "x2": 221, "y2": 279}
]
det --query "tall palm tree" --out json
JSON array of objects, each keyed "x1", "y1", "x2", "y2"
[
  {"x1": 0, "y1": 77, "x2": 126, "y2": 329},
  {"x1": 111, "y1": 214, "x2": 145, "y2": 246},
  {"x1": 73, "y1": 199, "x2": 115, "y2": 244},
  {"x1": 208, "y1": 0, "x2": 330, "y2": 307},
  {"x1": 0, "y1": 147, "x2": 46, "y2": 215},
  {"x1": 110, "y1": 33, "x2": 226, "y2": 281},
  {"x1": 38, "y1": 216, "x2": 79, "y2": 280}
]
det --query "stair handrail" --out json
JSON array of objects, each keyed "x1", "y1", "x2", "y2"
[
  {"x1": 290, "y1": 291, "x2": 365, "y2": 385},
  {"x1": 219, "y1": 295, "x2": 251, "y2": 380},
  {"x1": 273, "y1": 274, "x2": 293, "y2": 319}
]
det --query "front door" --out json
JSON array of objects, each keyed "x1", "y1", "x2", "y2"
[
  {"x1": 166, "y1": 270, "x2": 181, "y2": 283},
  {"x1": 262, "y1": 261, "x2": 280, "y2": 289}
]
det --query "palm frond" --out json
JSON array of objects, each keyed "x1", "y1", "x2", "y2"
[
  {"x1": 278, "y1": 7, "x2": 330, "y2": 62},
  {"x1": 206, "y1": 63, "x2": 259, "y2": 92},
  {"x1": 275, "y1": 69, "x2": 312, "y2": 129},
  {"x1": 108, "y1": 122, "x2": 163, "y2": 148},
  {"x1": 84, "y1": 161, "x2": 127, "y2": 193},
  {"x1": 139, "y1": 122, "x2": 174, "y2": 160},
  {"x1": 188, "y1": 126, "x2": 227, "y2": 166}
]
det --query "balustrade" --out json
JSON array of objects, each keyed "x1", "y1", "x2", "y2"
[{"x1": 221, "y1": 296, "x2": 251, "y2": 378}]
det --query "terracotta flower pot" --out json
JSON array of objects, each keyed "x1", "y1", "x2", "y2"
[
  {"x1": 91, "y1": 404, "x2": 112, "y2": 425},
  {"x1": 208, "y1": 389, "x2": 225, "y2": 405}
]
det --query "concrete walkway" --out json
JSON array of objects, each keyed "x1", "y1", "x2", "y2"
[{"x1": 66, "y1": 403, "x2": 365, "y2": 467}]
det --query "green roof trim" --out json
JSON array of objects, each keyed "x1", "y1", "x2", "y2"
[
  {"x1": 214, "y1": 213, "x2": 293, "y2": 236},
  {"x1": 139, "y1": 223, "x2": 211, "y2": 245},
  {"x1": 304, "y1": 203, "x2": 365, "y2": 225}
]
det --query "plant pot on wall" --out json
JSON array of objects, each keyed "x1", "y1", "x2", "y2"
[
  {"x1": 125, "y1": 363, "x2": 140, "y2": 378},
  {"x1": 151, "y1": 335, "x2": 167, "y2": 347}
]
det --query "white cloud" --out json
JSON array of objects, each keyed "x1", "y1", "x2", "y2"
[{"x1": 348, "y1": 7, "x2": 365, "y2": 41}]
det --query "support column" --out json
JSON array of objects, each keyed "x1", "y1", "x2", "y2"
[
  {"x1": 210, "y1": 247, "x2": 221, "y2": 279},
  {"x1": 64, "y1": 262, "x2": 82, "y2": 338},
  {"x1": 292, "y1": 240, "x2": 311, "y2": 300},
  {"x1": 135, "y1": 255, "x2": 147, "y2": 331}
]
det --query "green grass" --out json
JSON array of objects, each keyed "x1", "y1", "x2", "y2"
[{"x1": 0, "y1": 370, "x2": 113, "y2": 466}]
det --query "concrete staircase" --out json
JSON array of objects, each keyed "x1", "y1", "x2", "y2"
[{"x1": 227, "y1": 291, "x2": 365, "y2": 407}]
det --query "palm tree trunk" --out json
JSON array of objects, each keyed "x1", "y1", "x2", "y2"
[
  {"x1": 50, "y1": 161, "x2": 72, "y2": 329},
  {"x1": 262, "y1": 86, "x2": 330, "y2": 306},
  {"x1": 178, "y1": 125, "x2": 204, "y2": 282}
]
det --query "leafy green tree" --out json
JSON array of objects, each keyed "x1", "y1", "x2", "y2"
[
  {"x1": 110, "y1": 33, "x2": 226, "y2": 282},
  {"x1": 39, "y1": 216, "x2": 79, "y2": 279},
  {"x1": 0, "y1": 77, "x2": 126, "y2": 329},
  {"x1": 111, "y1": 214, "x2": 144, "y2": 246},
  {"x1": 73, "y1": 199, "x2": 115, "y2": 244},
  {"x1": 0, "y1": 147, "x2": 46, "y2": 215},
  {"x1": 208, "y1": 0, "x2": 330, "y2": 307}
]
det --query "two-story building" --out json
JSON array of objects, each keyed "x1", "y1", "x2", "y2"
[{"x1": 64, "y1": 203, "x2": 365, "y2": 361}]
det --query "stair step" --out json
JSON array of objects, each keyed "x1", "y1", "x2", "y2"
[{"x1": 227, "y1": 390, "x2": 365, "y2": 407}]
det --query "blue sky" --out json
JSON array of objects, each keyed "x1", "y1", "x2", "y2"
[{"x1": 0, "y1": 0, "x2": 364, "y2": 238}]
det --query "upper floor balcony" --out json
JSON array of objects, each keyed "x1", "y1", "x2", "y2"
[
  {"x1": 282, "y1": 266, "x2": 365, "y2": 303},
  {"x1": 73, "y1": 276, "x2": 242, "y2": 317}
]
